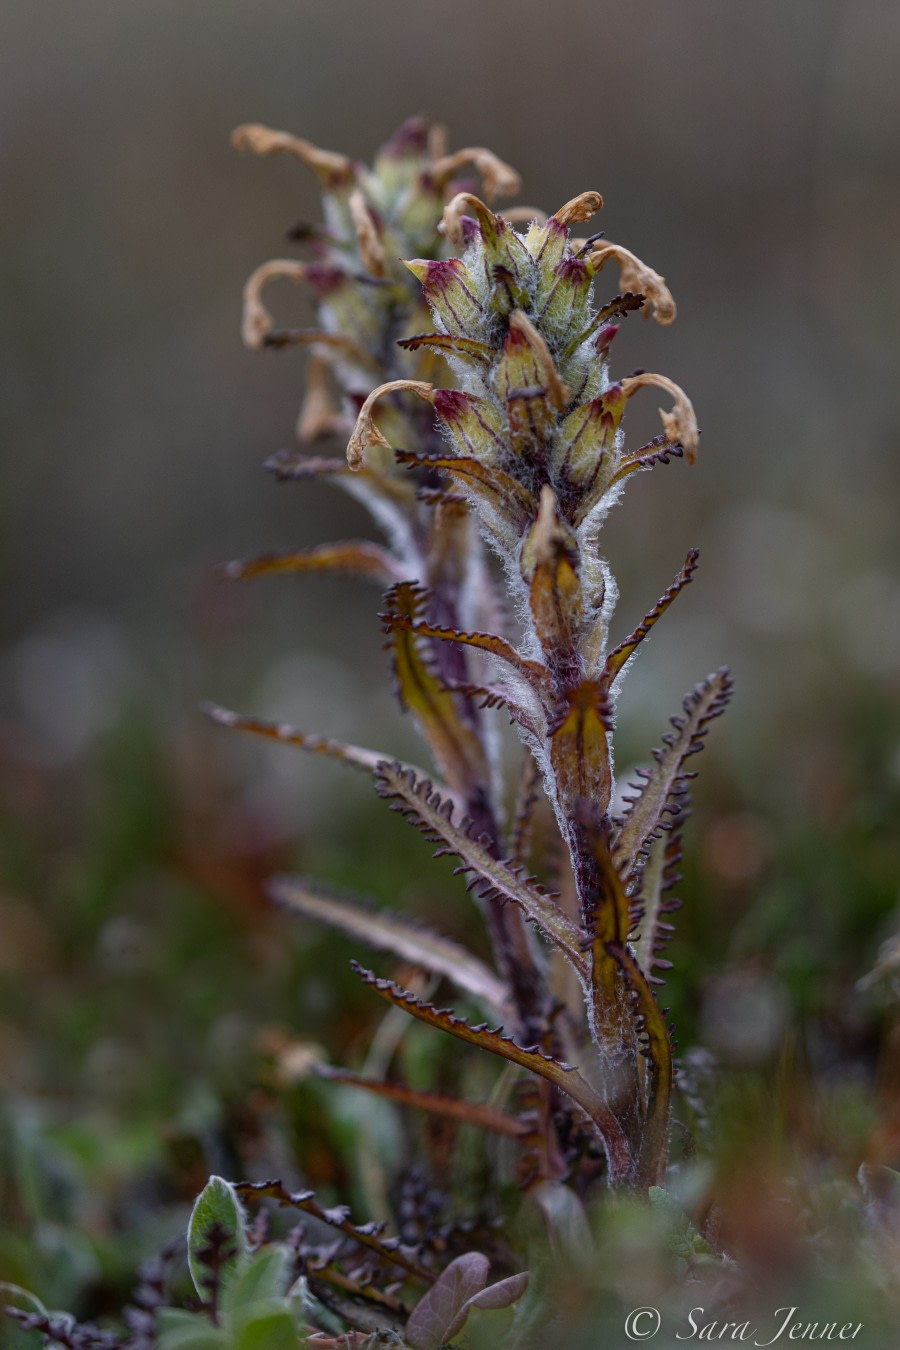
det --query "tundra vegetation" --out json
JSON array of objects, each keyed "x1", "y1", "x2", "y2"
[{"x1": 3, "y1": 120, "x2": 899, "y2": 1349}]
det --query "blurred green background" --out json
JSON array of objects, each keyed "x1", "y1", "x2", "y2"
[{"x1": 1, "y1": 0, "x2": 899, "y2": 1325}]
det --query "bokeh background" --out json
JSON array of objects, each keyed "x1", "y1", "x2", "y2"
[{"x1": 1, "y1": 0, "x2": 899, "y2": 1325}]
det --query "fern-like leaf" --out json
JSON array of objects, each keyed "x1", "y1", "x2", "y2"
[
  {"x1": 612, "y1": 667, "x2": 732, "y2": 877},
  {"x1": 602, "y1": 549, "x2": 700, "y2": 691},
  {"x1": 382, "y1": 583, "x2": 550, "y2": 695},
  {"x1": 373, "y1": 761, "x2": 587, "y2": 978},
  {"x1": 351, "y1": 963, "x2": 631, "y2": 1182},
  {"x1": 234, "y1": 1180, "x2": 435, "y2": 1282},
  {"x1": 381, "y1": 581, "x2": 493, "y2": 798}
]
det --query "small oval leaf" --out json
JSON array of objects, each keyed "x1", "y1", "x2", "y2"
[{"x1": 187, "y1": 1176, "x2": 249, "y2": 1300}]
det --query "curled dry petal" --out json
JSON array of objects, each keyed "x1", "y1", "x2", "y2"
[
  {"x1": 508, "y1": 310, "x2": 570, "y2": 412},
  {"x1": 231, "y1": 122, "x2": 355, "y2": 183},
  {"x1": 346, "y1": 379, "x2": 435, "y2": 470},
  {"x1": 430, "y1": 147, "x2": 522, "y2": 202},
  {"x1": 348, "y1": 189, "x2": 386, "y2": 278},
  {"x1": 241, "y1": 259, "x2": 309, "y2": 349},
  {"x1": 551, "y1": 191, "x2": 604, "y2": 228},
  {"x1": 296, "y1": 354, "x2": 349, "y2": 442},
  {"x1": 441, "y1": 190, "x2": 498, "y2": 249},
  {"x1": 621, "y1": 373, "x2": 700, "y2": 464},
  {"x1": 588, "y1": 242, "x2": 677, "y2": 324}
]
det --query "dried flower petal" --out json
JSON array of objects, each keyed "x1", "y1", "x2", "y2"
[
  {"x1": 620, "y1": 373, "x2": 699, "y2": 463},
  {"x1": 551, "y1": 191, "x2": 604, "y2": 228},
  {"x1": 346, "y1": 379, "x2": 435, "y2": 470},
  {"x1": 295, "y1": 354, "x2": 350, "y2": 442},
  {"x1": 241, "y1": 258, "x2": 309, "y2": 349},
  {"x1": 231, "y1": 122, "x2": 356, "y2": 185},
  {"x1": 430, "y1": 147, "x2": 522, "y2": 202},
  {"x1": 348, "y1": 189, "x2": 386, "y2": 278},
  {"x1": 588, "y1": 242, "x2": 677, "y2": 325}
]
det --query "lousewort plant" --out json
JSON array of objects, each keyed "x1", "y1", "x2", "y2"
[
  {"x1": 3, "y1": 120, "x2": 731, "y2": 1349},
  {"x1": 210, "y1": 115, "x2": 730, "y2": 1193}
]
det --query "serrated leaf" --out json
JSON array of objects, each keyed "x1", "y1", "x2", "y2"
[
  {"x1": 188, "y1": 1177, "x2": 250, "y2": 1300},
  {"x1": 373, "y1": 761, "x2": 587, "y2": 977},
  {"x1": 609, "y1": 942, "x2": 673, "y2": 1187},
  {"x1": 602, "y1": 550, "x2": 699, "y2": 692},
  {"x1": 381, "y1": 582, "x2": 493, "y2": 799},
  {"x1": 234, "y1": 1181, "x2": 434, "y2": 1282},
  {"x1": 613, "y1": 668, "x2": 732, "y2": 877},
  {"x1": 394, "y1": 448, "x2": 536, "y2": 546},
  {"x1": 269, "y1": 876, "x2": 511, "y2": 1021},
  {"x1": 352, "y1": 963, "x2": 631, "y2": 1182},
  {"x1": 609, "y1": 434, "x2": 684, "y2": 486},
  {"x1": 382, "y1": 585, "x2": 550, "y2": 697},
  {"x1": 560, "y1": 291, "x2": 645, "y2": 361},
  {"x1": 397, "y1": 332, "x2": 494, "y2": 365},
  {"x1": 219, "y1": 541, "x2": 402, "y2": 584},
  {"x1": 632, "y1": 818, "x2": 684, "y2": 983}
]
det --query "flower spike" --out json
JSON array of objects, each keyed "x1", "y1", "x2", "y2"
[{"x1": 230, "y1": 121, "x2": 727, "y2": 1202}]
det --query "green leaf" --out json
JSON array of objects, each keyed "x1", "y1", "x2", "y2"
[
  {"x1": 157, "y1": 1309, "x2": 228, "y2": 1350},
  {"x1": 231, "y1": 1306, "x2": 304, "y2": 1350},
  {"x1": 648, "y1": 1186, "x2": 717, "y2": 1260},
  {"x1": 221, "y1": 1247, "x2": 292, "y2": 1317},
  {"x1": 0, "y1": 1285, "x2": 50, "y2": 1350},
  {"x1": 188, "y1": 1176, "x2": 250, "y2": 1300}
]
